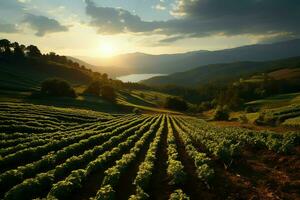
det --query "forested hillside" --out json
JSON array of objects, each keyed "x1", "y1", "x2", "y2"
[{"x1": 142, "y1": 56, "x2": 300, "y2": 86}]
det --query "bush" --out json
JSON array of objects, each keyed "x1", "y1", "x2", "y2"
[
  {"x1": 101, "y1": 85, "x2": 116, "y2": 103},
  {"x1": 133, "y1": 108, "x2": 141, "y2": 115},
  {"x1": 169, "y1": 189, "x2": 190, "y2": 200},
  {"x1": 84, "y1": 80, "x2": 102, "y2": 96},
  {"x1": 164, "y1": 97, "x2": 188, "y2": 111},
  {"x1": 213, "y1": 105, "x2": 229, "y2": 121},
  {"x1": 41, "y1": 78, "x2": 76, "y2": 98},
  {"x1": 239, "y1": 114, "x2": 248, "y2": 124}
]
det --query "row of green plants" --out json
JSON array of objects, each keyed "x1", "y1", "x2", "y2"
[
  {"x1": 94, "y1": 116, "x2": 164, "y2": 200},
  {"x1": 127, "y1": 116, "x2": 166, "y2": 199},
  {"x1": 178, "y1": 116, "x2": 299, "y2": 163},
  {"x1": 169, "y1": 189, "x2": 190, "y2": 200},
  {"x1": 0, "y1": 115, "x2": 135, "y2": 154},
  {"x1": 47, "y1": 116, "x2": 161, "y2": 200},
  {"x1": 0, "y1": 114, "x2": 130, "y2": 143},
  {"x1": 171, "y1": 117, "x2": 215, "y2": 185},
  {"x1": 0, "y1": 115, "x2": 145, "y2": 170},
  {"x1": 0, "y1": 102, "x2": 111, "y2": 120},
  {"x1": 0, "y1": 116, "x2": 150, "y2": 196},
  {"x1": 166, "y1": 116, "x2": 186, "y2": 185}
]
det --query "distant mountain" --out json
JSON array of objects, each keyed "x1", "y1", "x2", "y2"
[
  {"x1": 68, "y1": 56, "x2": 130, "y2": 78},
  {"x1": 77, "y1": 39, "x2": 300, "y2": 76},
  {"x1": 141, "y1": 56, "x2": 300, "y2": 86}
]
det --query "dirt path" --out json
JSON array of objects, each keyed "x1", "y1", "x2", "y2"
[{"x1": 147, "y1": 118, "x2": 170, "y2": 200}]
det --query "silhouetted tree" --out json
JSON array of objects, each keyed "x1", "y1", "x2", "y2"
[
  {"x1": 164, "y1": 97, "x2": 188, "y2": 111},
  {"x1": 25, "y1": 45, "x2": 41, "y2": 57},
  {"x1": 11, "y1": 42, "x2": 25, "y2": 59},
  {"x1": 41, "y1": 78, "x2": 76, "y2": 98},
  {"x1": 0, "y1": 39, "x2": 12, "y2": 57},
  {"x1": 213, "y1": 105, "x2": 230, "y2": 121},
  {"x1": 101, "y1": 85, "x2": 116, "y2": 102}
]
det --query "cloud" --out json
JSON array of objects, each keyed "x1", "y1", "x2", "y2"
[
  {"x1": 154, "y1": 4, "x2": 166, "y2": 11},
  {"x1": 23, "y1": 14, "x2": 69, "y2": 36},
  {"x1": 85, "y1": 0, "x2": 161, "y2": 34},
  {"x1": 159, "y1": 35, "x2": 186, "y2": 43},
  {"x1": 0, "y1": 23, "x2": 19, "y2": 33},
  {"x1": 85, "y1": 0, "x2": 300, "y2": 43}
]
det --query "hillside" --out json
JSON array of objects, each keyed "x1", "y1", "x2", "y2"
[
  {"x1": 142, "y1": 56, "x2": 300, "y2": 86},
  {"x1": 78, "y1": 39, "x2": 300, "y2": 75},
  {"x1": 0, "y1": 58, "x2": 93, "y2": 92}
]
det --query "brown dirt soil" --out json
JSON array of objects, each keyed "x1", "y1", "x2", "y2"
[
  {"x1": 147, "y1": 121, "x2": 172, "y2": 200},
  {"x1": 215, "y1": 146, "x2": 300, "y2": 200}
]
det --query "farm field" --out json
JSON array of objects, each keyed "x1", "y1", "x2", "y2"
[{"x1": 0, "y1": 103, "x2": 299, "y2": 200}]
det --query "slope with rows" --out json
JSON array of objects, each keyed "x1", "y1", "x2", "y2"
[{"x1": 0, "y1": 103, "x2": 299, "y2": 200}]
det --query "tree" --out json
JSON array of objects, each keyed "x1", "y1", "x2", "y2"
[
  {"x1": 0, "y1": 39, "x2": 11, "y2": 56},
  {"x1": 213, "y1": 105, "x2": 230, "y2": 121},
  {"x1": 164, "y1": 97, "x2": 188, "y2": 111},
  {"x1": 25, "y1": 45, "x2": 42, "y2": 57},
  {"x1": 84, "y1": 80, "x2": 102, "y2": 96},
  {"x1": 101, "y1": 85, "x2": 116, "y2": 102},
  {"x1": 11, "y1": 42, "x2": 25, "y2": 59},
  {"x1": 41, "y1": 78, "x2": 76, "y2": 98}
]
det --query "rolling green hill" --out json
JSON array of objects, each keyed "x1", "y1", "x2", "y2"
[
  {"x1": 142, "y1": 56, "x2": 300, "y2": 86},
  {"x1": 0, "y1": 59, "x2": 92, "y2": 92}
]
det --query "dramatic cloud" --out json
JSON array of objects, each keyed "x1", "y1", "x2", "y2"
[
  {"x1": 85, "y1": 0, "x2": 300, "y2": 42},
  {"x1": 85, "y1": 0, "x2": 161, "y2": 34},
  {"x1": 23, "y1": 14, "x2": 69, "y2": 36},
  {"x1": 0, "y1": 23, "x2": 19, "y2": 33}
]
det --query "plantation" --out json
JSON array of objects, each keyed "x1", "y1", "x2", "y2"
[{"x1": 0, "y1": 103, "x2": 299, "y2": 200}]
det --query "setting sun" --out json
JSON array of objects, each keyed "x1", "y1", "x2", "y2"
[{"x1": 99, "y1": 42, "x2": 115, "y2": 57}]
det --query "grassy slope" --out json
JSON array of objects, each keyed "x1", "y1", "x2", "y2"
[
  {"x1": 117, "y1": 89, "x2": 181, "y2": 114},
  {"x1": 0, "y1": 60, "x2": 92, "y2": 92},
  {"x1": 246, "y1": 92, "x2": 300, "y2": 109}
]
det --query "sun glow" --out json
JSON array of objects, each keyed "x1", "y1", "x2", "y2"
[{"x1": 99, "y1": 42, "x2": 115, "y2": 57}]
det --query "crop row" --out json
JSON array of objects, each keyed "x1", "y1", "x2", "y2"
[
  {"x1": 0, "y1": 115, "x2": 136, "y2": 155},
  {"x1": 0, "y1": 116, "x2": 150, "y2": 196},
  {"x1": 171, "y1": 117, "x2": 214, "y2": 185},
  {"x1": 46, "y1": 116, "x2": 162, "y2": 200}
]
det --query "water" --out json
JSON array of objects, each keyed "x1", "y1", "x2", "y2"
[{"x1": 116, "y1": 73, "x2": 167, "y2": 83}]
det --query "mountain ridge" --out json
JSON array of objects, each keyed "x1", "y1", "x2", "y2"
[
  {"x1": 74, "y1": 39, "x2": 300, "y2": 77},
  {"x1": 141, "y1": 56, "x2": 300, "y2": 86}
]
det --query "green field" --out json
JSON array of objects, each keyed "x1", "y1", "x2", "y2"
[
  {"x1": 246, "y1": 92, "x2": 300, "y2": 109},
  {"x1": 0, "y1": 102, "x2": 299, "y2": 200}
]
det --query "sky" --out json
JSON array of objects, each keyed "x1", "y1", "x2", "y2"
[{"x1": 0, "y1": 0, "x2": 299, "y2": 58}]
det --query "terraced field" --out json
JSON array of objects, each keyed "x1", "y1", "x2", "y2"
[{"x1": 0, "y1": 103, "x2": 299, "y2": 200}]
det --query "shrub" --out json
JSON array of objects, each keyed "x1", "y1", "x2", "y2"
[
  {"x1": 169, "y1": 189, "x2": 190, "y2": 200},
  {"x1": 101, "y1": 85, "x2": 116, "y2": 103},
  {"x1": 84, "y1": 80, "x2": 102, "y2": 96},
  {"x1": 164, "y1": 97, "x2": 188, "y2": 111},
  {"x1": 41, "y1": 78, "x2": 76, "y2": 98},
  {"x1": 213, "y1": 105, "x2": 229, "y2": 121},
  {"x1": 239, "y1": 114, "x2": 248, "y2": 124}
]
